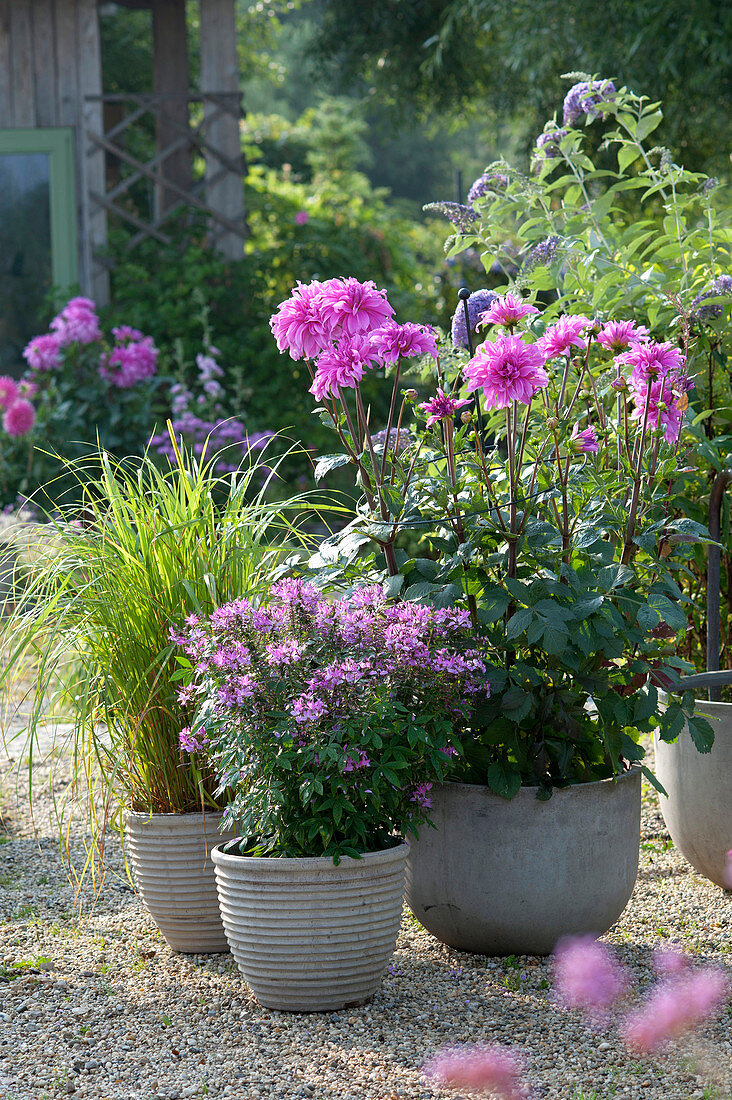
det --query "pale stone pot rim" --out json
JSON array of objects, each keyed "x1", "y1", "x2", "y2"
[
  {"x1": 436, "y1": 764, "x2": 640, "y2": 795},
  {"x1": 212, "y1": 839, "x2": 409, "y2": 870},
  {"x1": 658, "y1": 688, "x2": 732, "y2": 716},
  {"x1": 124, "y1": 809, "x2": 227, "y2": 822}
]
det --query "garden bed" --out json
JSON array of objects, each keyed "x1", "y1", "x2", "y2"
[{"x1": 0, "y1": 738, "x2": 730, "y2": 1100}]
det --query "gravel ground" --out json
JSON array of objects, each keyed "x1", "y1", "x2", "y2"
[{"x1": 1, "y1": 726, "x2": 730, "y2": 1100}]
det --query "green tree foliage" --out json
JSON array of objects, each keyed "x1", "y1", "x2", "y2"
[{"x1": 314, "y1": 0, "x2": 732, "y2": 174}]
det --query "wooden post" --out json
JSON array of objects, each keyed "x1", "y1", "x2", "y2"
[
  {"x1": 199, "y1": 0, "x2": 245, "y2": 260},
  {"x1": 78, "y1": 0, "x2": 109, "y2": 304},
  {"x1": 152, "y1": 0, "x2": 191, "y2": 215}
]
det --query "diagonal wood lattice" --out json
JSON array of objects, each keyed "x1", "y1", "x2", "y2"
[{"x1": 83, "y1": 92, "x2": 246, "y2": 269}]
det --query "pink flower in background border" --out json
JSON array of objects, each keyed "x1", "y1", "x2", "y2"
[
  {"x1": 3, "y1": 398, "x2": 36, "y2": 437},
  {"x1": 0, "y1": 377, "x2": 19, "y2": 409},
  {"x1": 23, "y1": 333, "x2": 62, "y2": 372}
]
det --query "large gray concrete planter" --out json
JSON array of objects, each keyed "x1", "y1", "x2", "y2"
[
  {"x1": 654, "y1": 700, "x2": 732, "y2": 890},
  {"x1": 125, "y1": 811, "x2": 237, "y2": 954},
  {"x1": 212, "y1": 840, "x2": 409, "y2": 1012},
  {"x1": 405, "y1": 769, "x2": 641, "y2": 956}
]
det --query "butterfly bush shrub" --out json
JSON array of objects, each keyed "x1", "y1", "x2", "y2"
[
  {"x1": 434, "y1": 75, "x2": 732, "y2": 673},
  {"x1": 269, "y1": 274, "x2": 711, "y2": 799},
  {"x1": 175, "y1": 579, "x2": 489, "y2": 859}
]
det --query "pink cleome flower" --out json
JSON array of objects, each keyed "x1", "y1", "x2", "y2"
[
  {"x1": 464, "y1": 334, "x2": 549, "y2": 409},
  {"x1": 368, "y1": 321, "x2": 438, "y2": 365},
  {"x1": 23, "y1": 333, "x2": 62, "y2": 372},
  {"x1": 424, "y1": 1044, "x2": 527, "y2": 1099},
  {"x1": 569, "y1": 422, "x2": 599, "y2": 454},
  {"x1": 621, "y1": 969, "x2": 730, "y2": 1054},
  {"x1": 419, "y1": 388, "x2": 471, "y2": 428},
  {"x1": 479, "y1": 294, "x2": 539, "y2": 329},
  {"x1": 553, "y1": 935, "x2": 630, "y2": 1023},
  {"x1": 537, "y1": 315, "x2": 592, "y2": 360},
  {"x1": 0, "y1": 376, "x2": 19, "y2": 409},
  {"x1": 309, "y1": 334, "x2": 378, "y2": 400},
  {"x1": 3, "y1": 398, "x2": 36, "y2": 437}
]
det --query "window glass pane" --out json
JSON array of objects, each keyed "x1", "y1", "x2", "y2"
[{"x1": 0, "y1": 153, "x2": 52, "y2": 375}]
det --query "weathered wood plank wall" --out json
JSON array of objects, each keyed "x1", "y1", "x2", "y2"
[{"x1": 0, "y1": 0, "x2": 108, "y2": 301}]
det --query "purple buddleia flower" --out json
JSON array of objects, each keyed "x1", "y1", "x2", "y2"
[
  {"x1": 563, "y1": 79, "x2": 616, "y2": 126},
  {"x1": 534, "y1": 129, "x2": 567, "y2": 161},
  {"x1": 451, "y1": 289, "x2": 498, "y2": 349},
  {"x1": 691, "y1": 274, "x2": 732, "y2": 320},
  {"x1": 467, "y1": 172, "x2": 508, "y2": 204},
  {"x1": 521, "y1": 236, "x2": 561, "y2": 273},
  {"x1": 423, "y1": 202, "x2": 479, "y2": 233}
]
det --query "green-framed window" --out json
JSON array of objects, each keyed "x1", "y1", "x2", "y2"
[{"x1": 0, "y1": 127, "x2": 78, "y2": 374}]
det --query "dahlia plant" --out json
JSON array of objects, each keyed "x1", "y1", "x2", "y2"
[
  {"x1": 270, "y1": 275, "x2": 712, "y2": 799},
  {"x1": 175, "y1": 579, "x2": 489, "y2": 859}
]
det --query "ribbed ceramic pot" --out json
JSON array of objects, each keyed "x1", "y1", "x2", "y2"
[
  {"x1": 125, "y1": 811, "x2": 237, "y2": 953},
  {"x1": 212, "y1": 840, "x2": 409, "y2": 1011},
  {"x1": 654, "y1": 699, "x2": 732, "y2": 889},
  {"x1": 405, "y1": 768, "x2": 641, "y2": 956}
]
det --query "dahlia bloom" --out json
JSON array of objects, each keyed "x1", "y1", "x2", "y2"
[
  {"x1": 419, "y1": 389, "x2": 471, "y2": 429},
  {"x1": 597, "y1": 320, "x2": 649, "y2": 354},
  {"x1": 3, "y1": 398, "x2": 36, "y2": 437},
  {"x1": 563, "y1": 79, "x2": 616, "y2": 126},
  {"x1": 537, "y1": 315, "x2": 592, "y2": 359},
  {"x1": 464, "y1": 335, "x2": 549, "y2": 410},
  {"x1": 0, "y1": 377, "x2": 19, "y2": 409},
  {"x1": 621, "y1": 969, "x2": 730, "y2": 1053},
  {"x1": 23, "y1": 333, "x2": 62, "y2": 372},
  {"x1": 270, "y1": 280, "x2": 335, "y2": 361},
  {"x1": 619, "y1": 340, "x2": 686, "y2": 386},
  {"x1": 451, "y1": 290, "x2": 498, "y2": 349},
  {"x1": 479, "y1": 294, "x2": 539, "y2": 329},
  {"x1": 99, "y1": 334, "x2": 158, "y2": 388},
  {"x1": 629, "y1": 376, "x2": 692, "y2": 444},
  {"x1": 424, "y1": 1044, "x2": 526, "y2": 1099},
  {"x1": 569, "y1": 423, "x2": 599, "y2": 454},
  {"x1": 309, "y1": 335, "x2": 377, "y2": 400},
  {"x1": 553, "y1": 935, "x2": 630, "y2": 1024},
  {"x1": 51, "y1": 297, "x2": 102, "y2": 345},
  {"x1": 368, "y1": 321, "x2": 438, "y2": 366},
  {"x1": 318, "y1": 277, "x2": 394, "y2": 338}
]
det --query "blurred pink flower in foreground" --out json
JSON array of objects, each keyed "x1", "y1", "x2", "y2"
[
  {"x1": 553, "y1": 935, "x2": 630, "y2": 1023},
  {"x1": 621, "y1": 969, "x2": 730, "y2": 1053},
  {"x1": 424, "y1": 1044, "x2": 526, "y2": 1099}
]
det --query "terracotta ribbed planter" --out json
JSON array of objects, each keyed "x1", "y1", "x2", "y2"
[
  {"x1": 212, "y1": 840, "x2": 409, "y2": 1011},
  {"x1": 654, "y1": 700, "x2": 732, "y2": 890},
  {"x1": 125, "y1": 811, "x2": 237, "y2": 953},
  {"x1": 405, "y1": 768, "x2": 641, "y2": 956}
]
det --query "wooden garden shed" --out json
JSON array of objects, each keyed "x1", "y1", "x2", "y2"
[{"x1": 0, "y1": 0, "x2": 246, "y2": 371}]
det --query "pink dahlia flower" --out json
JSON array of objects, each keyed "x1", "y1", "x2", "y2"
[
  {"x1": 51, "y1": 297, "x2": 101, "y2": 345},
  {"x1": 3, "y1": 398, "x2": 36, "y2": 437},
  {"x1": 618, "y1": 340, "x2": 686, "y2": 386},
  {"x1": 309, "y1": 335, "x2": 377, "y2": 400},
  {"x1": 464, "y1": 335, "x2": 549, "y2": 409},
  {"x1": 270, "y1": 280, "x2": 335, "y2": 361},
  {"x1": 419, "y1": 388, "x2": 471, "y2": 428},
  {"x1": 553, "y1": 935, "x2": 630, "y2": 1023},
  {"x1": 318, "y1": 276, "x2": 394, "y2": 338},
  {"x1": 17, "y1": 380, "x2": 38, "y2": 399},
  {"x1": 479, "y1": 294, "x2": 539, "y2": 329},
  {"x1": 424, "y1": 1044, "x2": 526, "y2": 1099},
  {"x1": 23, "y1": 333, "x2": 62, "y2": 372},
  {"x1": 629, "y1": 376, "x2": 692, "y2": 444},
  {"x1": 569, "y1": 422, "x2": 599, "y2": 453},
  {"x1": 0, "y1": 376, "x2": 19, "y2": 409},
  {"x1": 99, "y1": 335, "x2": 158, "y2": 388},
  {"x1": 621, "y1": 969, "x2": 730, "y2": 1054},
  {"x1": 537, "y1": 315, "x2": 592, "y2": 359},
  {"x1": 294, "y1": 210, "x2": 309, "y2": 225},
  {"x1": 368, "y1": 321, "x2": 438, "y2": 365},
  {"x1": 597, "y1": 320, "x2": 649, "y2": 354}
]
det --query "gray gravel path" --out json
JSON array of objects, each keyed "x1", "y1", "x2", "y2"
[{"x1": 0, "y1": 729, "x2": 730, "y2": 1100}]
